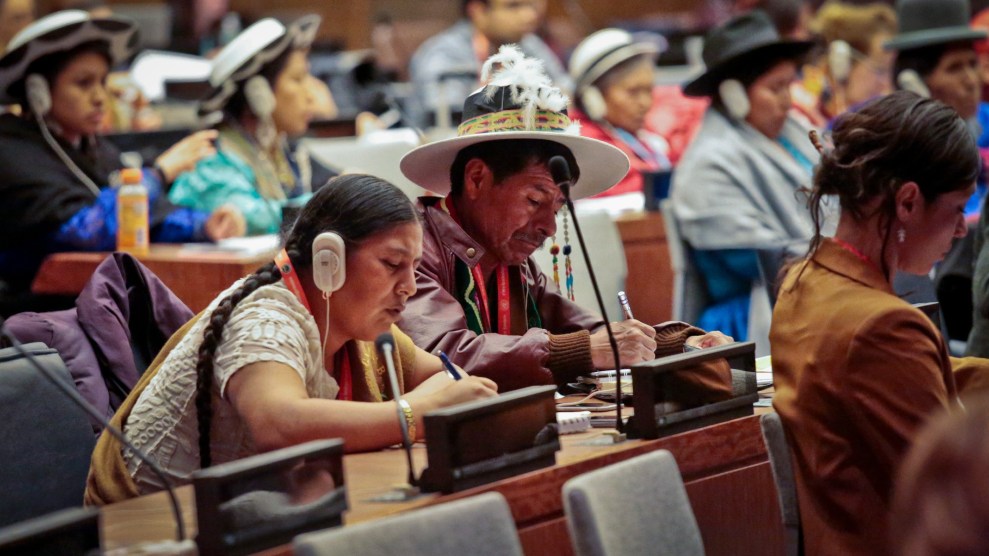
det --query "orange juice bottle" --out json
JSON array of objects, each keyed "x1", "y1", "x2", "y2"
[{"x1": 116, "y1": 168, "x2": 149, "y2": 255}]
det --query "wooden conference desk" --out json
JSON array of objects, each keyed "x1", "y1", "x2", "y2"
[
  {"x1": 30, "y1": 245, "x2": 276, "y2": 313},
  {"x1": 101, "y1": 415, "x2": 783, "y2": 556},
  {"x1": 31, "y1": 211, "x2": 673, "y2": 325}
]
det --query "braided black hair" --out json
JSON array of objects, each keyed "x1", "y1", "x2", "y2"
[{"x1": 194, "y1": 174, "x2": 419, "y2": 469}]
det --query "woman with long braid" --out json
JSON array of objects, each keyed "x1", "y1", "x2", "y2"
[{"x1": 85, "y1": 174, "x2": 498, "y2": 504}]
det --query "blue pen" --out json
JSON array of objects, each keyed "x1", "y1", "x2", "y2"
[{"x1": 438, "y1": 351, "x2": 463, "y2": 380}]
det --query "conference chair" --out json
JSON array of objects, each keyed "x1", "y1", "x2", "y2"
[
  {"x1": 660, "y1": 200, "x2": 709, "y2": 325},
  {"x1": 563, "y1": 450, "x2": 705, "y2": 556},
  {"x1": 662, "y1": 200, "x2": 775, "y2": 355},
  {"x1": 759, "y1": 413, "x2": 802, "y2": 556},
  {"x1": 303, "y1": 130, "x2": 426, "y2": 200},
  {"x1": 531, "y1": 207, "x2": 628, "y2": 322},
  {"x1": 0, "y1": 507, "x2": 99, "y2": 556},
  {"x1": 0, "y1": 343, "x2": 95, "y2": 528},
  {"x1": 293, "y1": 492, "x2": 524, "y2": 556}
]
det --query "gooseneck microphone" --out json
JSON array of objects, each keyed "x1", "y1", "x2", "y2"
[
  {"x1": 548, "y1": 156, "x2": 627, "y2": 435},
  {"x1": 0, "y1": 318, "x2": 188, "y2": 543},
  {"x1": 375, "y1": 332, "x2": 419, "y2": 487}
]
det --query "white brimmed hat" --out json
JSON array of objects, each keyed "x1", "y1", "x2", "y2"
[
  {"x1": 198, "y1": 15, "x2": 320, "y2": 116},
  {"x1": 0, "y1": 10, "x2": 139, "y2": 104},
  {"x1": 400, "y1": 45, "x2": 630, "y2": 199},
  {"x1": 569, "y1": 28, "x2": 664, "y2": 90}
]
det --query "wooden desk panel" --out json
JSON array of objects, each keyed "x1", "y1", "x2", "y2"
[
  {"x1": 615, "y1": 211, "x2": 673, "y2": 326},
  {"x1": 98, "y1": 415, "x2": 784, "y2": 555},
  {"x1": 31, "y1": 246, "x2": 275, "y2": 313}
]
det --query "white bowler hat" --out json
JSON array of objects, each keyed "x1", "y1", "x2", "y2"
[
  {"x1": 198, "y1": 15, "x2": 320, "y2": 116},
  {"x1": 400, "y1": 45, "x2": 629, "y2": 200},
  {"x1": 0, "y1": 10, "x2": 138, "y2": 104},
  {"x1": 569, "y1": 28, "x2": 664, "y2": 90}
]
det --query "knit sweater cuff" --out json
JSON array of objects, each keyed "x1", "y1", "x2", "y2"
[
  {"x1": 654, "y1": 321, "x2": 708, "y2": 357},
  {"x1": 547, "y1": 330, "x2": 593, "y2": 383}
]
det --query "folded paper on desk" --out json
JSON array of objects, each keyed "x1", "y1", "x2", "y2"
[
  {"x1": 181, "y1": 234, "x2": 281, "y2": 256},
  {"x1": 557, "y1": 411, "x2": 592, "y2": 434}
]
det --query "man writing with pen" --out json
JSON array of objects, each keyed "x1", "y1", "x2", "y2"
[{"x1": 397, "y1": 47, "x2": 733, "y2": 401}]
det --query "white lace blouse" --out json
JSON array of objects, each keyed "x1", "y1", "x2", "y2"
[{"x1": 124, "y1": 279, "x2": 338, "y2": 493}]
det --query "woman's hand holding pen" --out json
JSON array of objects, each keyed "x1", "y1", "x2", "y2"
[{"x1": 590, "y1": 319, "x2": 657, "y2": 369}]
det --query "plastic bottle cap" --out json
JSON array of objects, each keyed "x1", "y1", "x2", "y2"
[{"x1": 120, "y1": 168, "x2": 143, "y2": 184}]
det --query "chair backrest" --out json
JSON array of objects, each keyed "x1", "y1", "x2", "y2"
[
  {"x1": 530, "y1": 207, "x2": 627, "y2": 322},
  {"x1": 562, "y1": 449, "x2": 704, "y2": 556},
  {"x1": 293, "y1": 492, "x2": 523, "y2": 556},
  {"x1": 660, "y1": 200, "x2": 708, "y2": 323},
  {"x1": 0, "y1": 507, "x2": 99, "y2": 556},
  {"x1": 759, "y1": 412, "x2": 802, "y2": 556},
  {"x1": 0, "y1": 343, "x2": 95, "y2": 528},
  {"x1": 303, "y1": 131, "x2": 427, "y2": 200}
]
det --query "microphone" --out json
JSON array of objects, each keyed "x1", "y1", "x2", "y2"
[
  {"x1": 548, "y1": 155, "x2": 627, "y2": 437},
  {"x1": 374, "y1": 332, "x2": 419, "y2": 488},
  {"x1": 0, "y1": 318, "x2": 190, "y2": 546}
]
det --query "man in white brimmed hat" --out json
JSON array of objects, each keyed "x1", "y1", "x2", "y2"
[
  {"x1": 398, "y1": 46, "x2": 733, "y2": 398},
  {"x1": 0, "y1": 10, "x2": 242, "y2": 307}
]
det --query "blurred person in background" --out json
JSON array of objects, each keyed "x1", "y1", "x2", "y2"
[
  {"x1": 0, "y1": 11, "x2": 243, "y2": 313},
  {"x1": 409, "y1": 0, "x2": 571, "y2": 127},
  {"x1": 891, "y1": 396, "x2": 989, "y2": 556},
  {"x1": 671, "y1": 10, "x2": 817, "y2": 343},
  {"x1": 793, "y1": 1, "x2": 897, "y2": 127},
  {"x1": 169, "y1": 16, "x2": 335, "y2": 236},
  {"x1": 568, "y1": 28, "x2": 670, "y2": 198}
]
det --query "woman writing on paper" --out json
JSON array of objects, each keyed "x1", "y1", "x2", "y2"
[
  {"x1": 771, "y1": 91, "x2": 989, "y2": 556},
  {"x1": 86, "y1": 174, "x2": 498, "y2": 505}
]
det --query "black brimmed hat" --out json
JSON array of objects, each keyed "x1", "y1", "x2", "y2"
[
  {"x1": 884, "y1": 0, "x2": 987, "y2": 51},
  {"x1": 682, "y1": 10, "x2": 814, "y2": 98}
]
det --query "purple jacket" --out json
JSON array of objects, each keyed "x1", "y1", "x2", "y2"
[{"x1": 5, "y1": 253, "x2": 193, "y2": 433}]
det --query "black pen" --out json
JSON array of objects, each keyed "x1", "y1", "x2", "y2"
[
  {"x1": 617, "y1": 291, "x2": 634, "y2": 320},
  {"x1": 438, "y1": 351, "x2": 462, "y2": 380}
]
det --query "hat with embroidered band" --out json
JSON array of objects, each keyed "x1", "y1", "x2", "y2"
[
  {"x1": 569, "y1": 28, "x2": 664, "y2": 90},
  {"x1": 884, "y1": 0, "x2": 986, "y2": 51},
  {"x1": 198, "y1": 15, "x2": 320, "y2": 117},
  {"x1": 400, "y1": 45, "x2": 630, "y2": 199},
  {"x1": 682, "y1": 10, "x2": 813, "y2": 98},
  {"x1": 0, "y1": 10, "x2": 139, "y2": 104}
]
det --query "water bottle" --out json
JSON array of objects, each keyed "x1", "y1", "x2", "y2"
[{"x1": 116, "y1": 168, "x2": 149, "y2": 255}]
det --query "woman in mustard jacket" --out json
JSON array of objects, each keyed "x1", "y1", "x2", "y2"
[{"x1": 771, "y1": 90, "x2": 989, "y2": 556}]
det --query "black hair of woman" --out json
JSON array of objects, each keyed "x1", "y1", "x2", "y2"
[{"x1": 193, "y1": 173, "x2": 419, "y2": 468}]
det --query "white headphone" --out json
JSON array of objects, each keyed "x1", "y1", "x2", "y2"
[
  {"x1": 25, "y1": 73, "x2": 52, "y2": 116},
  {"x1": 579, "y1": 84, "x2": 608, "y2": 121},
  {"x1": 312, "y1": 232, "x2": 346, "y2": 295},
  {"x1": 243, "y1": 75, "x2": 276, "y2": 119},
  {"x1": 24, "y1": 73, "x2": 102, "y2": 197},
  {"x1": 897, "y1": 69, "x2": 931, "y2": 98},
  {"x1": 718, "y1": 79, "x2": 750, "y2": 120},
  {"x1": 828, "y1": 40, "x2": 852, "y2": 84}
]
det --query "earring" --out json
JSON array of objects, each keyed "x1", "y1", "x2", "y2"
[
  {"x1": 897, "y1": 228, "x2": 906, "y2": 243},
  {"x1": 562, "y1": 206, "x2": 574, "y2": 301}
]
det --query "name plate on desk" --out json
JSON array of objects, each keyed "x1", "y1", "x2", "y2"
[
  {"x1": 627, "y1": 342, "x2": 759, "y2": 440},
  {"x1": 419, "y1": 385, "x2": 559, "y2": 494},
  {"x1": 192, "y1": 439, "x2": 347, "y2": 556}
]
